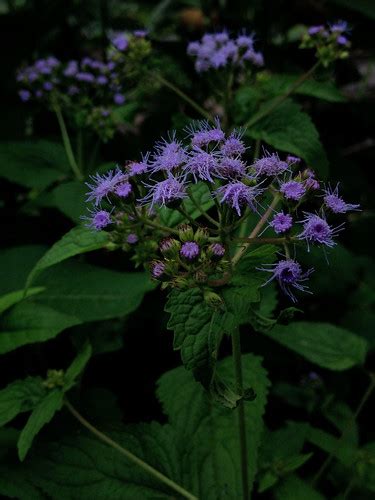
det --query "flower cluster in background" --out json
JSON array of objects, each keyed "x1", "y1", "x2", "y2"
[
  {"x1": 16, "y1": 31, "x2": 151, "y2": 140},
  {"x1": 301, "y1": 20, "x2": 351, "y2": 66},
  {"x1": 83, "y1": 119, "x2": 359, "y2": 302},
  {"x1": 187, "y1": 30, "x2": 264, "y2": 73}
]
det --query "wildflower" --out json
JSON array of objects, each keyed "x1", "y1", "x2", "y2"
[
  {"x1": 270, "y1": 212, "x2": 293, "y2": 234},
  {"x1": 221, "y1": 130, "x2": 247, "y2": 157},
  {"x1": 286, "y1": 155, "x2": 301, "y2": 165},
  {"x1": 76, "y1": 72, "x2": 95, "y2": 83},
  {"x1": 126, "y1": 233, "x2": 138, "y2": 244},
  {"x1": 298, "y1": 212, "x2": 343, "y2": 249},
  {"x1": 280, "y1": 180, "x2": 306, "y2": 201},
  {"x1": 186, "y1": 119, "x2": 225, "y2": 148},
  {"x1": 216, "y1": 181, "x2": 262, "y2": 215},
  {"x1": 84, "y1": 209, "x2": 112, "y2": 230},
  {"x1": 218, "y1": 157, "x2": 247, "y2": 178},
  {"x1": 308, "y1": 25, "x2": 325, "y2": 36},
  {"x1": 151, "y1": 261, "x2": 166, "y2": 279},
  {"x1": 115, "y1": 181, "x2": 132, "y2": 199},
  {"x1": 185, "y1": 147, "x2": 220, "y2": 182},
  {"x1": 86, "y1": 168, "x2": 126, "y2": 205},
  {"x1": 323, "y1": 184, "x2": 360, "y2": 214},
  {"x1": 18, "y1": 89, "x2": 31, "y2": 102},
  {"x1": 180, "y1": 241, "x2": 200, "y2": 261},
  {"x1": 128, "y1": 154, "x2": 149, "y2": 176},
  {"x1": 114, "y1": 93, "x2": 125, "y2": 105},
  {"x1": 259, "y1": 259, "x2": 313, "y2": 302},
  {"x1": 140, "y1": 175, "x2": 188, "y2": 209},
  {"x1": 112, "y1": 33, "x2": 129, "y2": 51},
  {"x1": 150, "y1": 136, "x2": 187, "y2": 173},
  {"x1": 253, "y1": 152, "x2": 289, "y2": 177},
  {"x1": 208, "y1": 243, "x2": 226, "y2": 260}
]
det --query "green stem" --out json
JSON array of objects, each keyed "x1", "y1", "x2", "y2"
[
  {"x1": 232, "y1": 195, "x2": 280, "y2": 265},
  {"x1": 244, "y1": 62, "x2": 320, "y2": 129},
  {"x1": 188, "y1": 189, "x2": 220, "y2": 227},
  {"x1": 77, "y1": 128, "x2": 84, "y2": 172},
  {"x1": 54, "y1": 105, "x2": 83, "y2": 180},
  {"x1": 64, "y1": 399, "x2": 197, "y2": 500},
  {"x1": 312, "y1": 373, "x2": 375, "y2": 487},
  {"x1": 140, "y1": 217, "x2": 180, "y2": 236},
  {"x1": 231, "y1": 327, "x2": 249, "y2": 500},
  {"x1": 155, "y1": 74, "x2": 214, "y2": 123}
]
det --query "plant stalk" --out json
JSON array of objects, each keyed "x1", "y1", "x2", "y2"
[
  {"x1": 231, "y1": 327, "x2": 249, "y2": 500},
  {"x1": 64, "y1": 399, "x2": 198, "y2": 500},
  {"x1": 54, "y1": 105, "x2": 83, "y2": 181}
]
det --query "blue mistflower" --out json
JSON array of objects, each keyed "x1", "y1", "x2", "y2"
[
  {"x1": 115, "y1": 181, "x2": 132, "y2": 199},
  {"x1": 150, "y1": 136, "x2": 187, "y2": 173},
  {"x1": 185, "y1": 147, "x2": 220, "y2": 182},
  {"x1": 180, "y1": 241, "x2": 200, "y2": 261},
  {"x1": 218, "y1": 157, "x2": 247, "y2": 179},
  {"x1": 270, "y1": 212, "x2": 293, "y2": 234},
  {"x1": 186, "y1": 119, "x2": 225, "y2": 148},
  {"x1": 86, "y1": 168, "x2": 127, "y2": 205},
  {"x1": 280, "y1": 180, "x2": 306, "y2": 201},
  {"x1": 323, "y1": 184, "x2": 360, "y2": 214},
  {"x1": 140, "y1": 175, "x2": 188, "y2": 209},
  {"x1": 84, "y1": 209, "x2": 112, "y2": 231},
  {"x1": 221, "y1": 130, "x2": 247, "y2": 157},
  {"x1": 216, "y1": 181, "x2": 262, "y2": 215},
  {"x1": 129, "y1": 154, "x2": 150, "y2": 176},
  {"x1": 298, "y1": 212, "x2": 343, "y2": 249},
  {"x1": 259, "y1": 259, "x2": 313, "y2": 302},
  {"x1": 253, "y1": 152, "x2": 289, "y2": 177}
]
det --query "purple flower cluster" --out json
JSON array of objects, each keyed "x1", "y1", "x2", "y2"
[
  {"x1": 307, "y1": 20, "x2": 350, "y2": 47},
  {"x1": 302, "y1": 20, "x2": 351, "y2": 66},
  {"x1": 187, "y1": 30, "x2": 264, "y2": 73}
]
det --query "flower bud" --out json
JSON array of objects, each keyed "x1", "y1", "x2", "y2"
[
  {"x1": 204, "y1": 290, "x2": 224, "y2": 308},
  {"x1": 159, "y1": 237, "x2": 181, "y2": 257},
  {"x1": 178, "y1": 224, "x2": 194, "y2": 242},
  {"x1": 180, "y1": 241, "x2": 200, "y2": 261},
  {"x1": 194, "y1": 226, "x2": 210, "y2": 245},
  {"x1": 207, "y1": 242, "x2": 226, "y2": 261}
]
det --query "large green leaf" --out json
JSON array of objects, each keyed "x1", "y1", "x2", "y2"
[
  {"x1": 0, "y1": 377, "x2": 46, "y2": 427},
  {"x1": 33, "y1": 261, "x2": 154, "y2": 322},
  {"x1": 273, "y1": 475, "x2": 326, "y2": 500},
  {"x1": 0, "y1": 141, "x2": 69, "y2": 189},
  {"x1": 18, "y1": 389, "x2": 64, "y2": 461},
  {"x1": 51, "y1": 181, "x2": 87, "y2": 223},
  {"x1": 0, "y1": 287, "x2": 44, "y2": 315},
  {"x1": 0, "y1": 246, "x2": 47, "y2": 295},
  {"x1": 26, "y1": 226, "x2": 110, "y2": 289},
  {"x1": 0, "y1": 302, "x2": 80, "y2": 354},
  {"x1": 157, "y1": 353, "x2": 270, "y2": 498},
  {"x1": 263, "y1": 322, "x2": 367, "y2": 370},
  {"x1": 64, "y1": 341, "x2": 92, "y2": 391},
  {"x1": 246, "y1": 99, "x2": 329, "y2": 178}
]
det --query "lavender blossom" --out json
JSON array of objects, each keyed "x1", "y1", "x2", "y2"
[
  {"x1": 180, "y1": 241, "x2": 200, "y2": 261},
  {"x1": 18, "y1": 90, "x2": 31, "y2": 102},
  {"x1": 218, "y1": 157, "x2": 247, "y2": 178},
  {"x1": 150, "y1": 136, "x2": 187, "y2": 173},
  {"x1": 208, "y1": 243, "x2": 226, "y2": 259},
  {"x1": 298, "y1": 212, "x2": 343, "y2": 249},
  {"x1": 323, "y1": 184, "x2": 360, "y2": 214},
  {"x1": 84, "y1": 209, "x2": 112, "y2": 230},
  {"x1": 270, "y1": 212, "x2": 293, "y2": 234},
  {"x1": 111, "y1": 33, "x2": 129, "y2": 51},
  {"x1": 126, "y1": 233, "x2": 138, "y2": 244},
  {"x1": 253, "y1": 153, "x2": 289, "y2": 177},
  {"x1": 260, "y1": 259, "x2": 313, "y2": 302},
  {"x1": 151, "y1": 261, "x2": 166, "y2": 279},
  {"x1": 221, "y1": 130, "x2": 247, "y2": 157},
  {"x1": 216, "y1": 181, "x2": 262, "y2": 215},
  {"x1": 186, "y1": 119, "x2": 225, "y2": 148},
  {"x1": 115, "y1": 181, "x2": 132, "y2": 199},
  {"x1": 185, "y1": 147, "x2": 220, "y2": 182},
  {"x1": 86, "y1": 168, "x2": 127, "y2": 205},
  {"x1": 280, "y1": 180, "x2": 306, "y2": 201},
  {"x1": 140, "y1": 175, "x2": 188, "y2": 209},
  {"x1": 114, "y1": 93, "x2": 125, "y2": 105}
]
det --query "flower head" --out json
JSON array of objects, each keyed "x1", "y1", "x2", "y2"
[
  {"x1": 270, "y1": 212, "x2": 293, "y2": 234},
  {"x1": 86, "y1": 168, "x2": 127, "y2": 205},
  {"x1": 298, "y1": 212, "x2": 343, "y2": 249},
  {"x1": 140, "y1": 175, "x2": 188, "y2": 209},
  {"x1": 151, "y1": 261, "x2": 166, "y2": 279},
  {"x1": 216, "y1": 181, "x2": 262, "y2": 215},
  {"x1": 186, "y1": 119, "x2": 225, "y2": 148},
  {"x1": 280, "y1": 180, "x2": 306, "y2": 201},
  {"x1": 185, "y1": 147, "x2": 220, "y2": 182},
  {"x1": 260, "y1": 259, "x2": 313, "y2": 302},
  {"x1": 180, "y1": 241, "x2": 200, "y2": 261},
  {"x1": 221, "y1": 130, "x2": 247, "y2": 157},
  {"x1": 84, "y1": 208, "x2": 112, "y2": 231},
  {"x1": 115, "y1": 181, "x2": 132, "y2": 198},
  {"x1": 218, "y1": 157, "x2": 247, "y2": 179},
  {"x1": 208, "y1": 243, "x2": 226, "y2": 259},
  {"x1": 111, "y1": 33, "x2": 129, "y2": 51},
  {"x1": 126, "y1": 233, "x2": 138, "y2": 244},
  {"x1": 253, "y1": 152, "x2": 289, "y2": 177},
  {"x1": 150, "y1": 135, "x2": 187, "y2": 173},
  {"x1": 323, "y1": 184, "x2": 360, "y2": 214}
]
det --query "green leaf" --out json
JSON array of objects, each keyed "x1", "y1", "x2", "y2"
[
  {"x1": 263, "y1": 322, "x2": 367, "y2": 370},
  {"x1": 0, "y1": 465, "x2": 46, "y2": 500},
  {"x1": 260, "y1": 74, "x2": 346, "y2": 102},
  {"x1": 0, "y1": 302, "x2": 79, "y2": 354},
  {"x1": 157, "y1": 353, "x2": 271, "y2": 498},
  {"x1": 26, "y1": 226, "x2": 110, "y2": 289},
  {"x1": 307, "y1": 426, "x2": 358, "y2": 467},
  {"x1": 18, "y1": 389, "x2": 64, "y2": 461},
  {"x1": 0, "y1": 377, "x2": 46, "y2": 427},
  {"x1": 0, "y1": 287, "x2": 44, "y2": 315},
  {"x1": 64, "y1": 341, "x2": 92, "y2": 391},
  {"x1": 159, "y1": 182, "x2": 214, "y2": 227},
  {"x1": 246, "y1": 99, "x2": 329, "y2": 178},
  {"x1": 33, "y1": 261, "x2": 154, "y2": 323},
  {"x1": 274, "y1": 475, "x2": 326, "y2": 500},
  {"x1": 51, "y1": 181, "x2": 87, "y2": 223},
  {"x1": 0, "y1": 140, "x2": 69, "y2": 189}
]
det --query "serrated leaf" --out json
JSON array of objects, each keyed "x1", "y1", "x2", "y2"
[
  {"x1": 64, "y1": 342, "x2": 92, "y2": 391},
  {"x1": 0, "y1": 303, "x2": 80, "y2": 354},
  {"x1": 26, "y1": 226, "x2": 109, "y2": 289},
  {"x1": 33, "y1": 261, "x2": 154, "y2": 323},
  {"x1": 263, "y1": 321, "x2": 367, "y2": 370},
  {"x1": 0, "y1": 287, "x2": 44, "y2": 315},
  {"x1": 0, "y1": 377, "x2": 46, "y2": 427},
  {"x1": 157, "y1": 353, "x2": 271, "y2": 498},
  {"x1": 18, "y1": 389, "x2": 64, "y2": 461},
  {"x1": 246, "y1": 99, "x2": 329, "y2": 178},
  {"x1": 0, "y1": 141, "x2": 69, "y2": 189}
]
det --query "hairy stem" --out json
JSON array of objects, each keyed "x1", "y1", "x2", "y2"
[
  {"x1": 231, "y1": 327, "x2": 249, "y2": 500},
  {"x1": 312, "y1": 372, "x2": 375, "y2": 487},
  {"x1": 232, "y1": 195, "x2": 280, "y2": 265},
  {"x1": 155, "y1": 73, "x2": 213, "y2": 123},
  {"x1": 54, "y1": 105, "x2": 83, "y2": 181},
  {"x1": 64, "y1": 399, "x2": 198, "y2": 500},
  {"x1": 244, "y1": 62, "x2": 320, "y2": 129}
]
